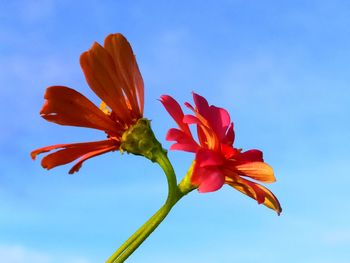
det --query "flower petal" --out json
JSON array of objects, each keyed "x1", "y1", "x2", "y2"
[
  {"x1": 196, "y1": 149, "x2": 224, "y2": 167},
  {"x1": 183, "y1": 114, "x2": 201, "y2": 125},
  {"x1": 207, "y1": 105, "x2": 231, "y2": 141},
  {"x1": 184, "y1": 113, "x2": 220, "y2": 151},
  {"x1": 192, "y1": 92, "x2": 210, "y2": 117},
  {"x1": 32, "y1": 139, "x2": 119, "y2": 172},
  {"x1": 225, "y1": 176, "x2": 265, "y2": 204},
  {"x1": 169, "y1": 143, "x2": 199, "y2": 152},
  {"x1": 166, "y1": 128, "x2": 198, "y2": 152},
  {"x1": 220, "y1": 144, "x2": 240, "y2": 159},
  {"x1": 68, "y1": 145, "x2": 117, "y2": 174},
  {"x1": 186, "y1": 93, "x2": 222, "y2": 150},
  {"x1": 80, "y1": 42, "x2": 130, "y2": 123},
  {"x1": 160, "y1": 95, "x2": 190, "y2": 134},
  {"x1": 222, "y1": 122, "x2": 235, "y2": 145},
  {"x1": 31, "y1": 142, "x2": 75, "y2": 160},
  {"x1": 225, "y1": 176, "x2": 282, "y2": 215},
  {"x1": 197, "y1": 125, "x2": 208, "y2": 148},
  {"x1": 235, "y1": 162, "x2": 275, "y2": 183},
  {"x1": 235, "y1": 150, "x2": 264, "y2": 164},
  {"x1": 40, "y1": 86, "x2": 120, "y2": 134},
  {"x1": 104, "y1": 33, "x2": 144, "y2": 115},
  {"x1": 192, "y1": 165, "x2": 225, "y2": 193}
]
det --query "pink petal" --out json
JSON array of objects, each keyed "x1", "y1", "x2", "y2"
[
  {"x1": 192, "y1": 92, "x2": 210, "y2": 116},
  {"x1": 184, "y1": 101, "x2": 194, "y2": 111},
  {"x1": 220, "y1": 144, "x2": 240, "y2": 159},
  {"x1": 192, "y1": 165, "x2": 225, "y2": 193},
  {"x1": 160, "y1": 95, "x2": 190, "y2": 133},
  {"x1": 197, "y1": 125, "x2": 208, "y2": 147},
  {"x1": 169, "y1": 143, "x2": 198, "y2": 152},
  {"x1": 166, "y1": 128, "x2": 198, "y2": 152},
  {"x1": 196, "y1": 149, "x2": 224, "y2": 167},
  {"x1": 222, "y1": 122, "x2": 235, "y2": 145},
  {"x1": 183, "y1": 114, "x2": 201, "y2": 124},
  {"x1": 207, "y1": 105, "x2": 231, "y2": 141},
  {"x1": 235, "y1": 150, "x2": 264, "y2": 164}
]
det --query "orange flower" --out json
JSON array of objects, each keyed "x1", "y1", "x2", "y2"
[
  {"x1": 161, "y1": 93, "x2": 282, "y2": 214},
  {"x1": 31, "y1": 33, "x2": 144, "y2": 174}
]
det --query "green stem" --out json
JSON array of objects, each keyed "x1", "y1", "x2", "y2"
[
  {"x1": 114, "y1": 195, "x2": 180, "y2": 262},
  {"x1": 105, "y1": 208, "x2": 163, "y2": 263},
  {"x1": 154, "y1": 151, "x2": 181, "y2": 202},
  {"x1": 106, "y1": 150, "x2": 181, "y2": 263},
  {"x1": 116, "y1": 162, "x2": 197, "y2": 262},
  {"x1": 113, "y1": 159, "x2": 196, "y2": 262}
]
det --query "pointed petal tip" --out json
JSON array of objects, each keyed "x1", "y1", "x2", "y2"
[
  {"x1": 41, "y1": 162, "x2": 49, "y2": 170},
  {"x1": 257, "y1": 199, "x2": 282, "y2": 216},
  {"x1": 91, "y1": 41, "x2": 102, "y2": 49},
  {"x1": 30, "y1": 151, "x2": 37, "y2": 160},
  {"x1": 68, "y1": 167, "x2": 80, "y2": 174},
  {"x1": 159, "y1": 94, "x2": 176, "y2": 103},
  {"x1": 159, "y1": 95, "x2": 169, "y2": 103}
]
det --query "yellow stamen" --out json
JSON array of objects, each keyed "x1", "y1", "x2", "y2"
[{"x1": 100, "y1": 101, "x2": 111, "y2": 115}]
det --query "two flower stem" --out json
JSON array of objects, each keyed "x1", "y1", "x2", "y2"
[{"x1": 106, "y1": 150, "x2": 193, "y2": 263}]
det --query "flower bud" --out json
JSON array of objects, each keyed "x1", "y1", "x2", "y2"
[{"x1": 120, "y1": 118, "x2": 166, "y2": 162}]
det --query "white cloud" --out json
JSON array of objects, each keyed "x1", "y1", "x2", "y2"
[{"x1": 0, "y1": 244, "x2": 91, "y2": 263}]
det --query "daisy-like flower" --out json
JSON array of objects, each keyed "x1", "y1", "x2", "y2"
[
  {"x1": 31, "y1": 33, "x2": 145, "y2": 174},
  {"x1": 160, "y1": 93, "x2": 282, "y2": 214}
]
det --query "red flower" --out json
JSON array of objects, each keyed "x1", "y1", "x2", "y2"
[
  {"x1": 31, "y1": 33, "x2": 144, "y2": 174},
  {"x1": 160, "y1": 93, "x2": 281, "y2": 214}
]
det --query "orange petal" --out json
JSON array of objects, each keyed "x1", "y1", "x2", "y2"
[
  {"x1": 40, "y1": 86, "x2": 120, "y2": 134},
  {"x1": 104, "y1": 33, "x2": 144, "y2": 115},
  {"x1": 235, "y1": 162, "x2": 276, "y2": 183},
  {"x1": 225, "y1": 176, "x2": 282, "y2": 215},
  {"x1": 69, "y1": 145, "x2": 117, "y2": 174},
  {"x1": 32, "y1": 139, "x2": 119, "y2": 172},
  {"x1": 80, "y1": 42, "x2": 130, "y2": 123},
  {"x1": 31, "y1": 143, "x2": 74, "y2": 160}
]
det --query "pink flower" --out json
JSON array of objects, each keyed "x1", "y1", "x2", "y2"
[{"x1": 160, "y1": 93, "x2": 281, "y2": 214}]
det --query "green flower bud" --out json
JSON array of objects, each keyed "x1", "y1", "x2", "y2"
[{"x1": 120, "y1": 118, "x2": 166, "y2": 162}]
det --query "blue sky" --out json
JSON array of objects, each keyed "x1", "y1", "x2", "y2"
[{"x1": 1, "y1": 0, "x2": 350, "y2": 262}]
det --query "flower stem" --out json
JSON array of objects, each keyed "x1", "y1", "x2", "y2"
[
  {"x1": 106, "y1": 150, "x2": 183, "y2": 263},
  {"x1": 113, "y1": 196, "x2": 179, "y2": 262},
  {"x1": 105, "y1": 207, "x2": 163, "y2": 263}
]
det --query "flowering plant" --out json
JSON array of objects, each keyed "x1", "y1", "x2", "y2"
[{"x1": 32, "y1": 33, "x2": 281, "y2": 262}]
